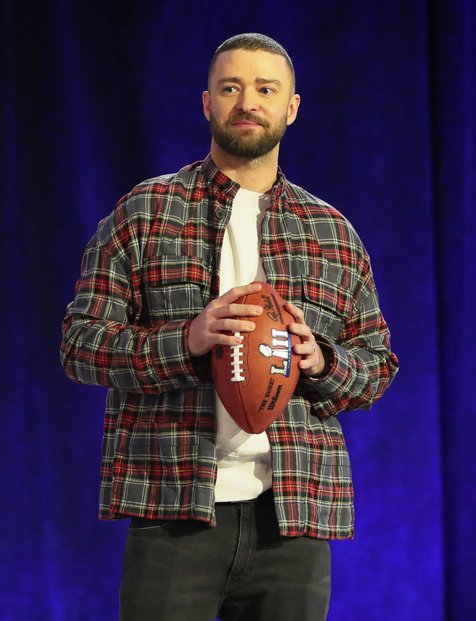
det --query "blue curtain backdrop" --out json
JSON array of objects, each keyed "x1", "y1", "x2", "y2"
[{"x1": 1, "y1": 0, "x2": 475, "y2": 619}]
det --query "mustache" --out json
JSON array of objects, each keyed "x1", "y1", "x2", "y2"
[{"x1": 229, "y1": 113, "x2": 267, "y2": 127}]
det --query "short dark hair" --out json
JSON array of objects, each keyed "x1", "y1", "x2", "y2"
[{"x1": 208, "y1": 33, "x2": 296, "y2": 92}]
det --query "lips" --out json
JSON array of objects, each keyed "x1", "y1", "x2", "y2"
[{"x1": 233, "y1": 120, "x2": 260, "y2": 126}]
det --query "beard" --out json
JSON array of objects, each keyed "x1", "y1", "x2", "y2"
[{"x1": 209, "y1": 112, "x2": 288, "y2": 158}]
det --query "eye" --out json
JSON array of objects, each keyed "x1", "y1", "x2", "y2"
[
  {"x1": 222, "y1": 85, "x2": 238, "y2": 94},
  {"x1": 259, "y1": 86, "x2": 275, "y2": 95}
]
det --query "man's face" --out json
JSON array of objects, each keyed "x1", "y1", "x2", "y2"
[{"x1": 203, "y1": 49, "x2": 300, "y2": 159}]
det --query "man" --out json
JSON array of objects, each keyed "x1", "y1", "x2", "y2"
[{"x1": 61, "y1": 33, "x2": 398, "y2": 621}]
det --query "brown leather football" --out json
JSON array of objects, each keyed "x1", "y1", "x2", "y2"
[{"x1": 212, "y1": 282, "x2": 300, "y2": 433}]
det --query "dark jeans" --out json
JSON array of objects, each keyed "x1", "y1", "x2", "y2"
[{"x1": 119, "y1": 490, "x2": 330, "y2": 621}]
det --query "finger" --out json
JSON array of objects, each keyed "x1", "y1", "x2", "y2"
[
  {"x1": 284, "y1": 301, "x2": 305, "y2": 324},
  {"x1": 288, "y1": 321, "x2": 313, "y2": 341},
  {"x1": 215, "y1": 302, "x2": 263, "y2": 319},
  {"x1": 299, "y1": 357, "x2": 322, "y2": 373},
  {"x1": 300, "y1": 356, "x2": 325, "y2": 376},
  {"x1": 299, "y1": 356, "x2": 316, "y2": 370},
  {"x1": 293, "y1": 342, "x2": 317, "y2": 356},
  {"x1": 212, "y1": 332, "x2": 246, "y2": 347},
  {"x1": 219, "y1": 282, "x2": 263, "y2": 305},
  {"x1": 211, "y1": 318, "x2": 257, "y2": 333}
]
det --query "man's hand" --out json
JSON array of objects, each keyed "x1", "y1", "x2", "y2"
[
  {"x1": 285, "y1": 301, "x2": 327, "y2": 377},
  {"x1": 188, "y1": 283, "x2": 263, "y2": 357}
]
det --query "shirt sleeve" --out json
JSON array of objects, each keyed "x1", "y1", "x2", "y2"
[
  {"x1": 60, "y1": 196, "x2": 205, "y2": 394},
  {"x1": 296, "y1": 261, "x2": 399, "y2": 417}
]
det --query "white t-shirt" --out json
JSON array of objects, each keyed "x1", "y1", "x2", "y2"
[{"x1": 214, "y1": 188, "x2": 273, "y2": 502}]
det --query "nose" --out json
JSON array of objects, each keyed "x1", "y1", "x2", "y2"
[{"x1": 236, "y1": 87, "x2": 259, "y2": 112}]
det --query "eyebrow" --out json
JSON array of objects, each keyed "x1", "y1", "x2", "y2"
[
  {"x1": 256, "y1": 78, "x2": 283, "y2": 87},
  {"x1": 217, "y1": 77, "x2": 283, "y2": 88}
]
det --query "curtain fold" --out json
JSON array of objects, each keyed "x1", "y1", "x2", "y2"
[{"x1": 430, "y1": 0, "x2": 476, "y2": 618}]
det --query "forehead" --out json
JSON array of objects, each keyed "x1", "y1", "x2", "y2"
[{"x1": 209, "y1": 49, "x2": 293, "y2": 88}]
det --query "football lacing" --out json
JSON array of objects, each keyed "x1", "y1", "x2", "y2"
[{"x1": 230, "y1": 331, "x2": 245, "y2": 382}]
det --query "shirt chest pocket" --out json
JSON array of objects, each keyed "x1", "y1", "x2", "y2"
[
  {"x1": 301, "y1": 262, "x2": 353, "y2": 341},
  {"x1": 141, "y1": 254, "x2": 212, "y2": 322}
]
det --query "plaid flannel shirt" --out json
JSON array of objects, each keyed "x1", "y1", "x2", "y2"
[{"x1": 61, "y1": 155, "x2": 398, "y2": 539}]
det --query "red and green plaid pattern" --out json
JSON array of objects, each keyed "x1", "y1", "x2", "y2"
[{"x1": 61, "y1": 155, "x2": 398, "y2": 539}]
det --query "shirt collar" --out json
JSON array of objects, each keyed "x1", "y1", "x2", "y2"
[{"x1": 200, "y1": 153, "x2": 286, "y2": 201}]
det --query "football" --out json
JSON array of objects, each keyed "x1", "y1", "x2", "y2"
[{"x1": 212, "y1": 282, "x2": 300, "y2": 434}]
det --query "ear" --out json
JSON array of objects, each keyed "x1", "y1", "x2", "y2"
[
  {"x1": 202, "y1": 91, "x2": 211, "y2": 121},
  {"x1": 286, "y1": 93, "x2": 301, "y2": 126}
]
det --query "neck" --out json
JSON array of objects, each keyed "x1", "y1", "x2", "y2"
[{"x1": 210, "y1": 141, "x2": 279, "y2": 193}]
